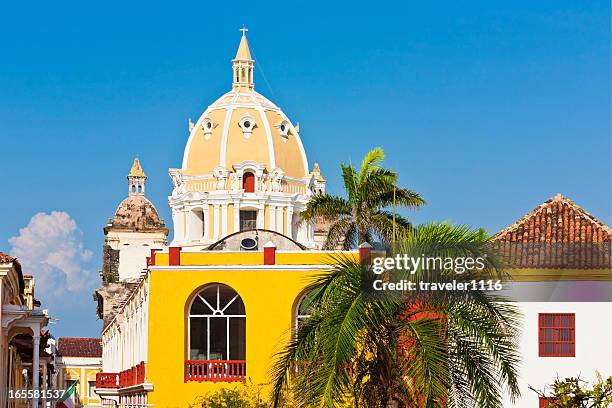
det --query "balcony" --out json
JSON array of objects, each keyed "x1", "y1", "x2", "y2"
[
  {"x1": 96, "y1": 373, "x2": 119, "y2": 389},
  {"x1": 96, "y1": 362, "x2": 146, "y2": 389},
  {"x1": 184, "y1": 360, "x2": 246, "y2": 383}
]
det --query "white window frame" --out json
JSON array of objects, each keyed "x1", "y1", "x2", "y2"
[
  {"x1": 188, "y1": 284, "x2": 246, "y2": 361},
  {"x1": 295, "y1": 291, "x2": 313, "y2": 332}
]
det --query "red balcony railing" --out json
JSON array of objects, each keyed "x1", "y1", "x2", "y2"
[
  {"x1": 184, "y1": 360, "x2": 246, "y2": 383},
  {"x1": 119, "y1": 361, "x2": 146, "y2": 387},
  {"x1": 96, "y1": 372, "x2": 119, "y2": 389},
  {"x1": 96, "y1": 362, "x2": 146, "y2": 389}
]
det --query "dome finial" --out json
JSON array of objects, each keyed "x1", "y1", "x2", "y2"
[
  {"x1": 233, "y1": 27, "x2": 254, "y2": 89},
  {"x1": 128, "y1": 157, "x2": 146, "y2": 178}
]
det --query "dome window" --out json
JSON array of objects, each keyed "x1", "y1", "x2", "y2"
[
  {"x1": 201, "y1": 118, "x2": 216, "y2": 140},
  {"x1": 276, "y1": 120, "x2": 290, "y2": 140},
  {"x1": 238, "y1": 115, "x2": 256, "y2": 139}
]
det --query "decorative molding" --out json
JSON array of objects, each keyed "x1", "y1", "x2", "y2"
[
  {"x1": 238, "y1": 114, "x2": 257, "y2": 139},
  {"x1": 201, "y1": 117, "x2": 217, "y2": 140}
]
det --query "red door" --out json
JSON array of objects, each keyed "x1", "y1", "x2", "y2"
[{"x1": 243, "y1": 172, "x2": 255, "y2": 193}]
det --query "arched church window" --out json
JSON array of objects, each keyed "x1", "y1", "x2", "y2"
[
  {"x1": 188, "y1": 284, "x2": 246, "y2": 362},
  {"x1": 131, "y1": 185, "x2": 136, "y2": 193},
  {"x1": 137, "y1": 185, "x2": 142, "y2": 193},
  {"x1": 243, "y1": 172, "x2": 255, "y2": 193}
]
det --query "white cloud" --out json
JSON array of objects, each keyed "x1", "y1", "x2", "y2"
[{"x1": 9, "y1": 211, "x2": 94, "y2": 296}]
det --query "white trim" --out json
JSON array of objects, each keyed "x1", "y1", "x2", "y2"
[
  {"x1": 269, "y1": 206, "x2": 276, "y2": 231},
  {"x1": 278, "y1": 109, "x2": 309, "y2": 175},
  {"x1": 219, "y1": 106, "x2": 235, "y2": 168},
  {"x1": 254, "y1": 105, "x2": 276, "y2": 169},
  {"x1": 276, "y1": 206, "x2": 284, "y2": 234},
  {"x1": 56, "y1": 357, "x2": 101, "y2": 366},
  {"x1": 188, "y1": 284, "x2": 246, "y2": 360}
]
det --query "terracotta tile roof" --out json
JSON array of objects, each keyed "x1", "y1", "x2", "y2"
[
  {"x1": 0, "y1": 251, "x2": 15, "y2": 263},
  {"x1": 491, "y1": 194, "x2": 611, "y2": 269},
  {"x1": 0, "y1": 252, "x2": 24, "y2": 292},
  {"x1": 57, "y1": 337, "x2": 102, "y2": 358}
]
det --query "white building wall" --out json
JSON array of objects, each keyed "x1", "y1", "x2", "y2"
[
  {"x1": 105, "y1": 231, "x2": 166, "y2": 281},
  {"x1": 503, "y1": 301, "x2": 612, "y2": 407},
  {"x1": 101, "y1": 275, "x2": 150, "y2": 374}
]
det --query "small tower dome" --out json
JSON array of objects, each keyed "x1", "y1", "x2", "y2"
[{"x1": 103, "y1": 158, "x2": 168, "y2": 282}]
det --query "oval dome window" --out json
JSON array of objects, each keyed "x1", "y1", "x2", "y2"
[{"x1": 240, "y1": 237, "x2": 258, "y2": 251}]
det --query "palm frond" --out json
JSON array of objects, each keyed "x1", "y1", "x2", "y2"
[
  {"x1": 371, "y1": 187, "x2": 426, "y2": 209},
  {"x1": 301, "y1": 194, "x2": 351, "y2": 222}
]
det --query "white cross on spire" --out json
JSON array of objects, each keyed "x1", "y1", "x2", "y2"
[{"x1": 240, "y1": 26, "x2": 248, "y2": 36}]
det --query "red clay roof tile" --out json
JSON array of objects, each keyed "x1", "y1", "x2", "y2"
[
  {"x1": 57, "y1": 337, "x2": 102, "y2": 358},
  {"x1": 492, "y1": 194, "x2": 611, "y2": 269}
]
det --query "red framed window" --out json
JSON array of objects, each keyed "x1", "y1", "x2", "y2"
[{"x1": 538, "y1": 313, "x2": 575, "y2": 357}]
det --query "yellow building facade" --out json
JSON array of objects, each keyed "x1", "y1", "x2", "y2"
[
  {"x1": 97, "y1": 248, "x2": 359, "y2": 407},
  {"x1": 55, "y1": 337, "x2": 102, "y2": 407}
]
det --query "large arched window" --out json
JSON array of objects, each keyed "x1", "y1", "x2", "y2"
[
  {"x1": 295, "y1": 291, "x2": 315, "y2": 332},
  {"x1": 188, "y1": 284, "x2": 246, "y2": 361}
]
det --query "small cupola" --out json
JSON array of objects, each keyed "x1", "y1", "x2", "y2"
[
  {"x1": 232, "y1": 27, "x2": 254, "y2": 90},
  {"x1": 127, "y1": 157, "x2": 147, "y2": 196}
]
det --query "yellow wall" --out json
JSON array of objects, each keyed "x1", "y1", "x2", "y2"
[
  {"x1": 184, "y1": 109, "x2": 227, "y2": 176},
  {"x1": 146, "y1": 251, "x2": 358, "y2": 407},
  {"x1": 59, "y1": 364, "x2": 101, "y2": 407},
  {"x1": 225, "y1": 108, "x2": 271, "y2": 170},
  {"x1": 265, "y1": 110, "x2": 306, "y2": 178}
]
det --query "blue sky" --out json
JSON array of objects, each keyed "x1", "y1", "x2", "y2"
[{"x1": 0, "y1": 1, "x2": 609, "y2": 337}]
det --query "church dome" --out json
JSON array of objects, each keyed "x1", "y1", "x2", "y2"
[
  {"x1": 181, "y1": 31, "x2": 309, "y2": 179},
  {"x1": 105, "y1": 159, "x2": 168, "y2": 235},
  {"x1": 107, "y1": 195, "x2": 167, "y2": 233}
]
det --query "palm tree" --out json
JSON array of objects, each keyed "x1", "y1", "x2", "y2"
[
  {"x1": 271, "y1": 223, "x2": 521, "y2": 408},
  {"x1": 301, "y1": 147, "x2": 424, "y2": 249}
]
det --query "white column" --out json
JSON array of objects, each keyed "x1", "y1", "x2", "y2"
[
  {"x1": 221, "y1": 204, "x2": 228, "y2": 238},
  {"x1": 269, "y1": 206, "x2": 276, "y2": 231},
  {"x1": 202, "y1": 205, "x2": 209, "y2": 242},
  {"x1": 213, "y1": 204, "x2": 220, "y2": 240},
  {"x1": 172, "y1": 208, "x2": 187, "y2": 242},
  {"x1": 276, "y1": 206, "x2": 284, "y2": 235},
  {"x1": 257, "y1": 203, "x2": 265, "y2": 229},
  {"x1": 286, "y1": 207, "x2": 294, "y2": 238},
  {"x1": 32, "y1": 332, "x2": 40, "y2": 408},
  {"x1": 297, "y1": 220, "x2": 307, "y2": 243},
  {"x1": 233, "y1": 201, "x2": 240, "y2": 232}
]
